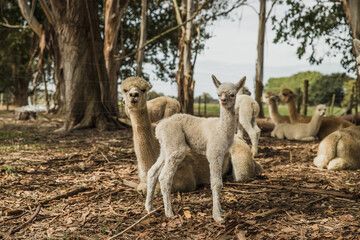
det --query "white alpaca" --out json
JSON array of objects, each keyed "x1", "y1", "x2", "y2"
[
  {"x1": 145, "y1": 75, "x2": 246, "y2": 222},
  {"x1": 235, "y1": 89, "x2": 261, "y2": 156},
  {"x1": 271, "y1": 104, "x2": 326, "y2": 141},
  {"x1": 313, "y1": 126, "x2": 360, "y2": 170},
  {"x1": 262, "y1": 91, "x2": 290, "y2": 125}
]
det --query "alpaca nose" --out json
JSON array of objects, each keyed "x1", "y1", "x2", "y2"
[{"x1": 130, "y1": 92, "x2": 139, "y2": 98}]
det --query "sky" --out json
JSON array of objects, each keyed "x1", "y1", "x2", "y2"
[{"x1": 147, "y1": 1, "x2": 350, "y2": 99}]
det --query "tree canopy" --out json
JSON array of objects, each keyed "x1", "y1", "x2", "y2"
[{"x1": 272, "y1": 0, "x2": 353, "y2": 72}]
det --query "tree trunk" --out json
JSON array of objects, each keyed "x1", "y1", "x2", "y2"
[
  {"x1": 176, "y1": 0, "x2": 195, "y2": 114},
  {"x1": 136, "y1": 0, "x2": 148, "y2": 77},
  {"x1": 176, "y1": 0, "x2": 186, "y2": 112},
  {"x1": 49, "y1": 0, "x2": 120, "y2": 131},
  {"x1": 255, "y1": 0, "x2": 266, "y2": 118},
  {"x1": 104, "y1": 0, "x2": 128, "y2": 118},
  {"x1": 11, "y1": 64, "x2": 29, "y2": 107},
  {"x1": 342, "y1": 0, "x2": 360, "y2": 120}
]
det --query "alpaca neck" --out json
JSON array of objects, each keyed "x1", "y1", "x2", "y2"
[
  {"x1": 307, "y1": 113, "x2": 323, "y2": 134},
  {"x1": 287, "y1": 98, "x2": 299, "y2": 122},
  {"x1": 269, "y1": 99, "x2": 282, "y2": 121},
  {"x1": 128, "y1": 107, "x2": 159, "y2": 182},
  {"x1": 218, "y1": 105, "x2": 236, "y2": 140}
]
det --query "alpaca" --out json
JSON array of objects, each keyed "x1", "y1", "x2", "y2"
[
  {"x1": 262, "y1": 91, "x2": 290, "y2": 125},
  {"x1": 271, "y1": 104, "x2": 326, "y2": 141},
  {"x1": 145, "y1": 75, "x2": 245, "y2": 222},
  {"x1": 121, "y1": 76, "x2": 261, "y2": 195},
  {"x1": 230, "y1": 137, "x2": 263, "y2": 181},
  {"x1": 147, "y1": 96, "x2": 181, "y2": 123},
  {"x1": 313, "y1": 126, "x2": 360, "y2": 170},
  {"x1": 235, "y1": 90, "x2": 261, "y2": 156},
  {"x1": 279, "y1": 88, "x2": 354, "y2": 140},
  {"x1": 313, "y1": 38, "x2": 360, "y2": 170}
]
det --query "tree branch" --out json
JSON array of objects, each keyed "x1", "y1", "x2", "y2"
[
  {"x1": 38, "y1": 0, "x2": 55, "y2": 26},
  {"x1": 17, "y1": 0, "x2": 42, "y2": 37},
  {"x1": 115, "y1": 0, "x2": 212, "y2": 62}
]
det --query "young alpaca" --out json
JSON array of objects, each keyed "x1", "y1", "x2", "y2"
[
  {"x1": 279, "y1": 88, "x2": 354, "y2": 140},
  {"x1": 235, "y1": 88, "x2": 261, "y2": 156},
  {"x1": 121, "y1": 76, "x2": 261, "y2": 195},
  {"x1": 313, "y1": 126, "x2": 360, "y2": 170},
  {"x1": 262, "y1": 91, "x2": 290, "y2": 125},
  {"x1": 146, "y1": 75, "x2": 245, "y2": 222},
  {"x1": 271, "y1": 104, "x2": 326, "y2": 141}
]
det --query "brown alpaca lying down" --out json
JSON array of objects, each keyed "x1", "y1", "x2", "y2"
[{"x1": 279, "y1": 88, "x2": 354, "y2": 140}]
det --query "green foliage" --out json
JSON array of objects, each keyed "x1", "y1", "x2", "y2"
[
  {"x1": 272, "y1": 0, "x2": 354, "y2": 72},
  {"x1": 309, "y1": 73, "x2": 352, "y2": 106},
  {"x1": 147, "y1": 90, "x2": 164, "y2": 100},
  {"x1": 265, "y1": 71, "x2": 323, "y2": 94},
  {"x1": 194, "y1": 92, "x2": 216, "y2": 103},
  {"x1": 266, "y1": 71, "x2": 353, "y2": 107}
]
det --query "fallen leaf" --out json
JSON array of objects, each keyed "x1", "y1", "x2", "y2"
[{"x1": 184, "y1": 210, "x2": 192, "y2": 219}]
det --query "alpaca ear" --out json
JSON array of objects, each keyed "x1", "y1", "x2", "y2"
[
  {"x1": 147, "y1": 83, "x2": 153, "y2": 91},
  {"x1": 211, "y1": 75, "x2": 221, "y2": 88},
  {"x1": 235, "y1": 76, "x2": 246, "y2": 92}
]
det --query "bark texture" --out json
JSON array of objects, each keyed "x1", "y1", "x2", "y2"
[
  {"x1": 49, "y1": 0, "x2": 119, "y2": 130},
  {"x1": 176, "y1": 0, "x2": 195, "y2": 114},
  {"x1": 136, "y1": 0, "x2": 148, "y2": 77},
  {"x1": 255, "y1": 0, "x2": 266, "y2": 118},
  {"x1": 104, "y1": 0, "x2": 128, "y2": 118}
]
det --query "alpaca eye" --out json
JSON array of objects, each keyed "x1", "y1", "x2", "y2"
[
  {"x1": 141, "y1": 89, "x2": 146, "y2": 93},
  {"x1": 124, "y1": 89, "x2": 128, "y2": 93},
  {"x1": 230, "y1": 94, "x2": 235, "y2": 98}
]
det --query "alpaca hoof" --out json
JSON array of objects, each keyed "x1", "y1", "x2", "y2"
[
  {"x1": 214, "y1": 215, "x2": 224, "y2": 222},
  {"x1": 145, "y1": 203, "x2": 153, "y2": 213},
  {"x1": 165, "y1": 210, "x2": 175, "y2": 218},
  {"x1": 137, "y1": 182, "x2": 147, "y2": 196}
]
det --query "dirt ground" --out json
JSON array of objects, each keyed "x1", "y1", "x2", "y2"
[{"x1": 0, "y1": 111, "x2": 359, "y2": 240}]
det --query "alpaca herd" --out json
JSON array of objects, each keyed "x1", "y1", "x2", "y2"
[{"x1": 120, "y1": 39, "x2": 360, "y2": 222}]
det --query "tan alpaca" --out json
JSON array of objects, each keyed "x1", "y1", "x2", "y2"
[
  {"x1": 271, "y1": 105, "x2": 326, "y2": 141},
  {"x1": 263, "y1": 91, "x2": 290, "y2": 125},
  {"x1": 279, "y1": 88, "x2": 354, "y2": 140},
  {"x1": 313, "y1": 126, "x2": 360, "y2": 170},
  {"x1": 313, "y1": 38, "x2": 360, "y2": 170},
  {"x1": 125, "y1": 96, "x2": 181, "y2": 124},
  {"x1": 121, "y1": 76, "x2": 262, "y2": 194}
]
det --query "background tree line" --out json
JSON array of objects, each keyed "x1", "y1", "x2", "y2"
[{"x1": 1, "y1": 0, "x2": 360, "y2": 131}]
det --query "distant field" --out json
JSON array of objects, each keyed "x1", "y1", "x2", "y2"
[{"x1": 194, "y1": 103, "x2": 348, "y2": 117}]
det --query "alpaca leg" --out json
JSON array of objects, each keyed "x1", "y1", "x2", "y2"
[
  {"x1": 313, "y1": 154, "x2": 329, "y2": 169},
  {"x1": 145, "y1": 151, "x2": 165, "y2": 212},
  {"x1": 236, "y1": 123, "x2": 244, "y2": 139},
  {"x1": 327, "y1": 157, "x2": 349, "y2": 170},
  {"x1": 159, "y1": 148, "x2": 187, "y2": 218},
  {"x1": 243, "y1": 121, "x2": 260, "y2": 157},
  {"x1": 208, "y1": 153, "x2": 225, "y2": 222},
  {"x1": 298, "y1": 136, "x2": 316, "y2": 141}
]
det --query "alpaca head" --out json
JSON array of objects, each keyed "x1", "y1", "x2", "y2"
[
  {"x1": 237, "y1": 86, "x2": 251, "y2": 96},
  {"x1": 121, "y1": 76, "x2": 152, "y2": 110},
  {"x1": 262, "y1": 91, "x2": 279, "y2": 104},
  {"x1": 353, "y1": 39, "x2": 360, "y2": 74},
  {"x1": 315, "y1": 104, "x2": 326, "y2": 117},
  {"x1": 211, "y1": 75, "x2": 246, "y2": 109},
  {"x1": 279, "y1": 88, "x2": 295, "y2": 103}
]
